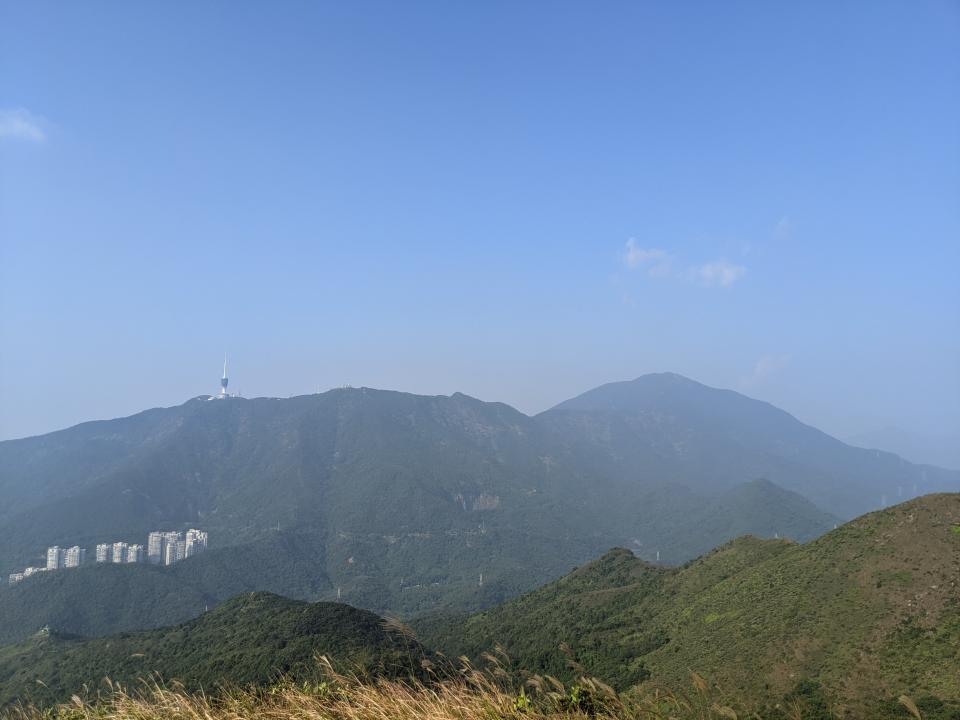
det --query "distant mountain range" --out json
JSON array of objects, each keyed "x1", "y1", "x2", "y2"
[
  {"x1": 541, "y1": 374, "x2": 954, "y2": 516},
  {"x1": 0, "y1": 373, "x2": 955, "y2": 638},
  {"x1": 417, "y1": 493, "x2": 960, "y2": 714},
  {"x1": 846, "y1": 426, "x2": 960, "y2": 471}
]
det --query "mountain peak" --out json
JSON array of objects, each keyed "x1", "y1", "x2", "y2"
[
  {"x1": 631, "y1": 371, "x2": 701, "y2": 384},
  {"x1": 544, "y1": 372, "x2": 732, "y2": 415}
]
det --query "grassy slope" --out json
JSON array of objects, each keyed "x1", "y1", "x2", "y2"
[
  {"x1": 418, "y1": 494, "x2": 960, "y2": 712},
  {"x1": 0, "y1": 593, "x2": 433, "y2": 708}
]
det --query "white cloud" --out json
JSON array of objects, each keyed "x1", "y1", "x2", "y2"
[
  {"x1": 623, "y1": 239, "x2": 673, "y2": 276},
  {"x1": 0, "y1": 108, "x2": 47, "y2": 143},
  {"x1": 692, "y1": 259, "x2": 746, "y2": 288},
  {"x1": 620, "y1": 240, "x2": 748, "y2": 290},
  {"x1": 740, "y1": 353, "x2": 791, "y2": 390}
]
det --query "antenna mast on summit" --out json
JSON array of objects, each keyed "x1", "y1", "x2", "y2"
[{"x1": 219, "y1": 354, "x2": 230, "y2": 398}]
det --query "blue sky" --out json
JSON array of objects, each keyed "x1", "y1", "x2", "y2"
[{"x1": 1, "y1": 1, "x2": 958, "y2": 443}]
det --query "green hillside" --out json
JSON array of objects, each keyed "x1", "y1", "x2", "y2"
[
  {"x1": 4, "y1": 374, "x2": 953, "y2": 641},
  {"x1": 0, "y1": 477, "x2": 836, "y2": 646},
  {"x1": 3, "y1": 496, "x2": 957, "y2": 716},
  {"x1": 0, "y1": 532, "x2": 332, "y2": 646},
  {"x1": 0, "y1": 592, "x2": 435, "y2": 708},
  {"x1": 417, "y1": 493, "x2": 960, "y2": 715}
]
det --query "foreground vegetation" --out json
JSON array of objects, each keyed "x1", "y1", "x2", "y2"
[
  {"x1": 4, "y1": 656, "x2": 954, "y2": 720},
  {"x1": 2, "y1": 496, "x2": 957, "y2": 716},
  {"x1": 418, "y1": 495, "x2": 960, "y2": 709},
  {"x1": 0, "y1": 593, "x2": 435, "y2": 707},
  {"x1": 0, "y1": 494, "x2": 960, "y2": 720}
]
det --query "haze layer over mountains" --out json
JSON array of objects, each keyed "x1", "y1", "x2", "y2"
[{"x1": 1, "y1": 372, "x2": 955, "y2": 644}]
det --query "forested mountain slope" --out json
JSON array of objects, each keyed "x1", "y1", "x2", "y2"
[
  {"x1": 0, "y1": 592, "x2": 434, "y2": 708},
  {"x1": 417, "y1": 494, "x2": 960, "y2": 714},
  {"x1": 1, "y1": 374, "x2": 952, "y2": 634}
]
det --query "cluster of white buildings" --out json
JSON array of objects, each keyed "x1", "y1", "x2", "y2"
[
  {"x1": 8, "y1": 529, "x2": 209, "y2": 585},
  {"x1": 95, "y1": 542, "x2": 145, "y2": 564},
  {"x1": 7, "y1": 544, "x2": 89, "y2": 584},
  {"x1": 147, "y1": 529, "x2": 208, "y2": 565}
]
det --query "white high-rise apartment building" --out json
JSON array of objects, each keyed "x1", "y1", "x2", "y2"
[
  {"x1": 163, "y1": 539, "x2": 178, "y2": 565},
  {"x1": 157, "y1": 531, "x2": 184, "y2": 565},
  {"x1": 126, "y1": 544, "x2": 144, "y2": 563},
  {"x1": 64, "y1": 546, "x2": 86, "y2": 568},
  {"x1": 147, "y1": 529, "x2": 208, "y2": 566},
  {"x1": 46, "y1": 546, "x2": 64, "y2": 570},
  {"x1": 147, "y1": 532, "x2": 165, "y2": 564},
  {"x1": 96, "y1": 544, "x2": 112, "y2": 563},
  {"x1": 8, "y1": 572, "x2": 24, "y2": 585},
  {"x1": 185, "y1": 529, "x2": 208, "y2": 557},
  {"x1": 112, "y1": 542, "x2": 128, "y2": 563}
]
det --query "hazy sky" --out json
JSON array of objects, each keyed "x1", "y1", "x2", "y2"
[{"x1": 1, "y1": 1, "x2": 958, "y2": 442}]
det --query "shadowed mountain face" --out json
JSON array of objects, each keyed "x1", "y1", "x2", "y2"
[
  {"x1": 0, "y1": 592, "x2": 436, "y2": 708},
  {"x1": 0, "y1": 374, "x2": 953, "y2": 638},
  {"x1": 417, "y1": 494, "x2": 960, "y2": 713}
]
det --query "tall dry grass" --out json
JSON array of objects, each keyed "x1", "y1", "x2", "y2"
[
  {"x1": 2, "y1": 655, "x2": 760, "y2": 720},
  {"x1": 2, "y1": 655, "x2": 928, "y2": 720}
]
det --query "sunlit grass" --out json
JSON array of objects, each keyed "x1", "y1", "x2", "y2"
[
  {"x1": 1, "y1": 654, "x2": 773, "y2": 720},
  {"x1": 3, "y1": 653, "x2": 934, "y2": 720}
]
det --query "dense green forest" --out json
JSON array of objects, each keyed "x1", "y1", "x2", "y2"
[
  {"x1": 0, "y1": 532, "x2": 332, "y2": 645},
  {"x1": 0, "y1": 592, "x2": 435, "y2": 708}
]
